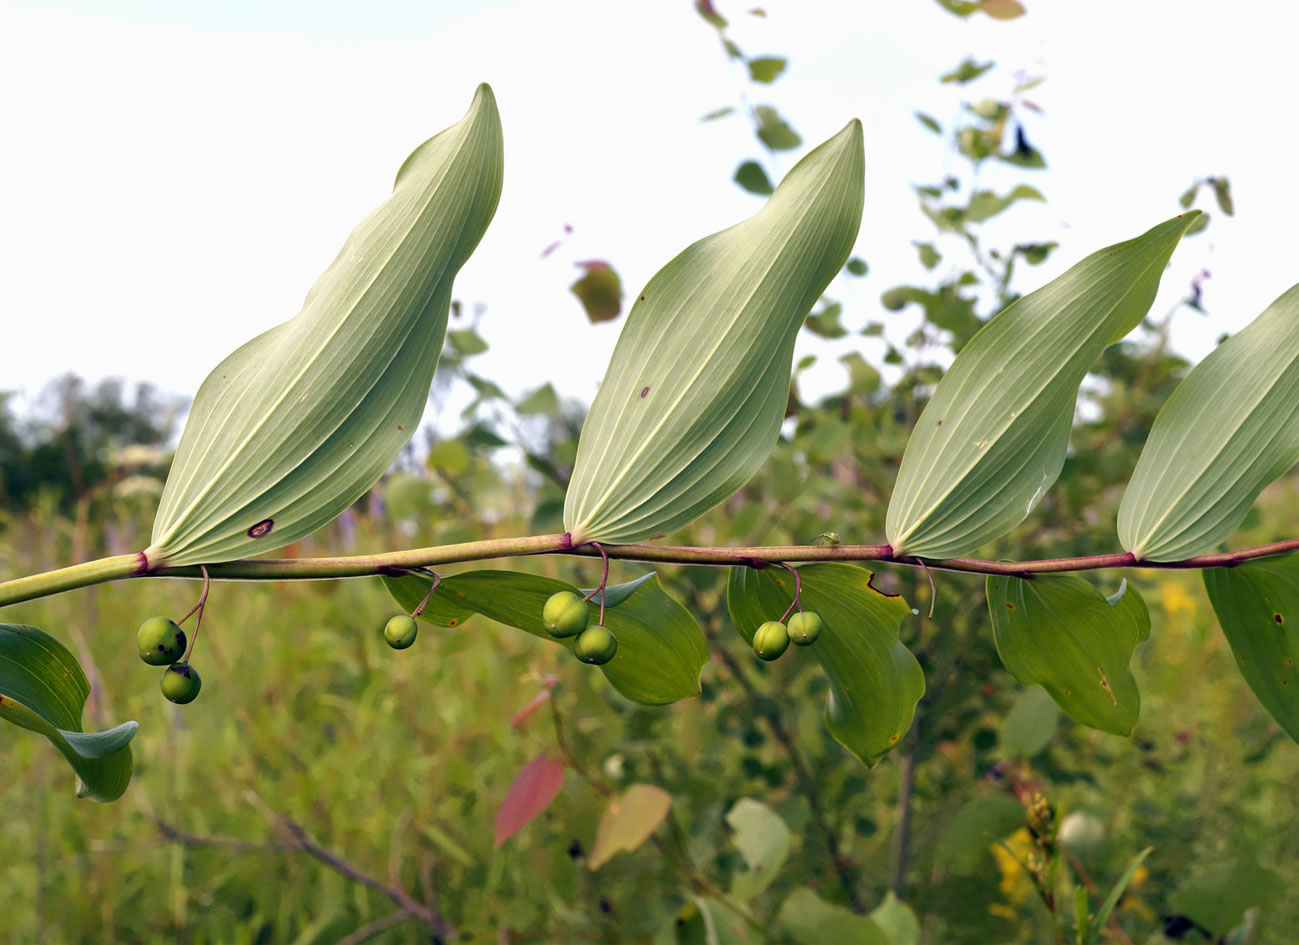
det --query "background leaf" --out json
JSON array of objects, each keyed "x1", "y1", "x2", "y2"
[
  {"x1": 384, "y1": 570, "x2": 707, "y2": 705},
  {"x1": 1204, "y1": 553, "x2": 1299, "y2": 744},
  {"x1": 885, "y1": 213, "x2": 1197, "y2": 558},
  {"x1": 570, "y1": 260, "x2": 624, "y2": 323},
  {"x1": 494, "y1": 752, "x2": 565, "y2": 847},
  {"x1": 778, "y1": 888, "x2": 889, "y2": 944},
  {"x1": 564, "y1": 121, "x2": 863, "y2": 544},
  {"x1": 1119, "y1": 283, "x2": 1299, "y2": 561},
  {"x1": 148, "y1": 84, "x2": 504, "y2": 566},
  {"x1": 727, "y1": 563, "x2": 922, "y2": 766},
  {"x1": 587, "y1": 783, "x2": 672, "y2": 870},
  {"x1": 0, "y1": 624, "x2": 138, "y2": 802},
  {"x1": 725, "y1": 797, "x2": 791, "y2": 901},
  {"x1": 986, "y1": 575, "x2": 1150, "y2": 735}
]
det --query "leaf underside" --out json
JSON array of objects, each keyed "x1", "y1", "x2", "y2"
[
  {"x1": 886, "y1": 213, "x2": 1198, "y2": 558},
  {"x1": 564, "y1": 121, "x2": 864, "y2": 544},
  {"x1": 1120, "y1": 282, "x2": 1299, "y2": 561},
  {"x1": 149, "y1": 84, "x2": 504, "y2": 566}
]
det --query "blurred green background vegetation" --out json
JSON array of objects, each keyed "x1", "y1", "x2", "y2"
[{"x1": 3, "y1": 2, "x2": 1298, "y2": 943}]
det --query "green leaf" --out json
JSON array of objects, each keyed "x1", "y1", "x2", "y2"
[
  {"x1": 1203, "y1": 554, "x2": 1299, "y2": 744},
  {"x1": 845, "y1": 256, "x2": 869, "y2": 277},
  {"x1": 379, "y1": 573, "x2": 477, "y2": 628},
  {"x1": 940, "y1": 57, "x2": 994, "y2": 84},
  {"x1": 885, "y1": 213, "x2": 1198, "y2": 557},
  {"x1": 694, "y1": 0, "x2": 727, "y2": 29},
  {"x1": 726, "y1": 798, "x2": 792, "y2": 901},
  {"x1": 733, "y1": 160, "x2": 774, "y2": 196},
  {"x1": 933, "y1": 0, "x2": 979, "y2": 17},
  {"x1": 1119, "y1": 283, "x2": 1299, "y2": 560},
  {"x1": 935, "y1": 794, "x2": 1024, "y2": 875},
  {"x1": 997, "y1": 686, "x2": 1060, "y2": 758},
  {"x1": 746, "y1": 56, "x2": 787, "y2": 84},
  {"x1": 727, "y1": 563, "x2": 922, "y2": 765},
  {"x1": 587, "y1": 783, "x2": 672, "y2": 870},
  {"x1": 1169, "y1": 859, "x2": 1285, "y2": 937},
  {"x1": 0, "y1": 624, "x2": 138, "y2": 802},
  {"x1": 701, "y1": 106, "x2": 735, "y2": 122},
  {"x1": 570, "y1": 260, "x2": 624, "y2": 323},
  {"x1": 986, "y1": 576, "x2": 1150, "y2": 735},
  {"x1": 515, "y1": 382, "x2": 560, "y2": 417},
  {"x1": 447, "y1": 328, "x2": 489, "y2": 356},
  {"x1": 778, "y1": 888, "x2": 889, "y2": 945},
  {"x1": 384, "y1": 570, "x2": 707, "y2": 705},
  {"x1": 1085, "y1": 847, "x2": 1153, "y2": 945},
  {"x1": 964, "y1": 184, "x2": 1044, "y2": 223},
  {"x1": 754, "y1": 105, "x2": 802, "y2": 151},
  {"x1": 565, "y1": 122, "x2": 863, "y2": 544},
  {"x1": 805, "y1": 302, "x2": 846, "y2": 339},
  {"x1": 869, "y1": 892, "x2": 921, "y2": 945},
  {"x1": 1210, "y1": 176, "x2": 1234, "y2": 215},
  {"x1": 913, "y1": 242, "x2": 942, "y2": 269},
  {"x1": 148, "y1": 84, "x2": 503, "y2": 566},
  {"x1": 914, "y1": 111, "x2": 942, "y2": 134}
]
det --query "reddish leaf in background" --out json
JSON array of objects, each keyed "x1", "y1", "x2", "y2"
[
  {"x1": 570, "y1": 260, "x2": 624, "y2": 323},
  {"x1": 495, "y1": 753, "x2": 565, "y2": 847}
]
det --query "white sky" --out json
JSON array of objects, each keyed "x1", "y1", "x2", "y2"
[{"x1": 2, "y1": 0, "x2": 1296, "y2": 422}]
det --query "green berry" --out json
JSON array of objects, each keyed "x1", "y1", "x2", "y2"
[
  {"x1": 753, "y1": 620, "x2": 790, "y2": 661},
  {"x1": 137, "y1": 616, "x2": 187, "y2": 666},
  {"x1": 384, "y1": 614, "x2": 419, "y2": 649},
  {"x1": 574, "y1": 624, "x2": 617, "y2": 664},
  {"x1": 787, "y1": 611, "x2": 823, "y2": 646},
  {"x1": 161, "y1": 662, "x2": 202, "y2": 704},
  {"x1": 542, "y1": 591, "x2": 589, "y2": 638}
]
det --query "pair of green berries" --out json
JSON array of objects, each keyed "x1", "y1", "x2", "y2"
[
  {"x1": 542, "y1": 591, "x2": 617, "y2": 665},
  {"x1": 753, "y1": 611, "x2": 823, "y2": 661},
  {"x1": 136, "y1": 616, "x2": 202, "y2": 704}
]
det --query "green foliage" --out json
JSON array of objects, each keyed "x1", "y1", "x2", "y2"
[
  {"x1": 728, "y1": 564, "x2": 923, "y2": 766},
  {"x1": 1120, "y1": 282, "x2": 1299, "y2": 560},
  {"x1": 147, "y1": 84, "x2": 504, "y2": 567},
  {"x1": 0, "y1": 623, "x2": 137, "y2": 801},
  {"x1": 384, "y1": 570, "x2": 707, "y2": 705},
  {"x1": 886, "y1": 214, "x2": 1197, "y2": 558},
  {"x1": 564, "y1": 121, "x2": 863, "y2": 544},
  {"x1": 987, "y1": 575, "x2": 1150, "y2": 735}
]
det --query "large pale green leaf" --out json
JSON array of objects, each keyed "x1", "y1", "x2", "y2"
[
  {"x1": 885, "y1": 214, "x2": 1198, "y2": 558},
  {"x1": 0, "y1": 624, "x2": 138, "y2": 802},
  {"x1": 986, "y1": 575, "x2": 1149, "y2": 735},
  {"x1": 1204, "y1": 553, "x2": 1299, "y2": 744},
  {"x1": 1119, "y1": 283, "x2": 1299, "y2": 561},
  {"x1": 778, "y1": 888, "x2": 889, "y2": 945},
  {"x1": 147, "y1": 85, "x2": 504, "y2": 566},
  {"x1": 564, "y1": 121, "x2": 864, "y2": 544},
  {"x1": 727, "y1": 563, "x2": 922, "y2": 766},
  {"x1": 383, "y1": 570, "x2": 707, "y2": 705}
]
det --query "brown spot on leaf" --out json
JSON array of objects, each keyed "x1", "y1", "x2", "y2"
[
  {"x1": 937, "y1": 420, "x2": 943, "y2": 426},
  {"x1": 1275, "y1": 613, "x2": 1285, "y2": 624},
  {"x1": 448, "y1": 619, "x2": 458, "y2": 627},
  {"x1": 641, "y1": 387, "x2": 650, "y2": 398},
  {"x1": 890, "y1": 734, "x2": 899, "y2": 743},
  {"x1": 398, "y1": 425, "x2": 404, "y2": 431},
  {"x1": 1006, "y1": 602, "x2": 1015, "y2": 610},
  {"x1": 247, "y1": 519, "x2": 274, "y2": 539}
]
